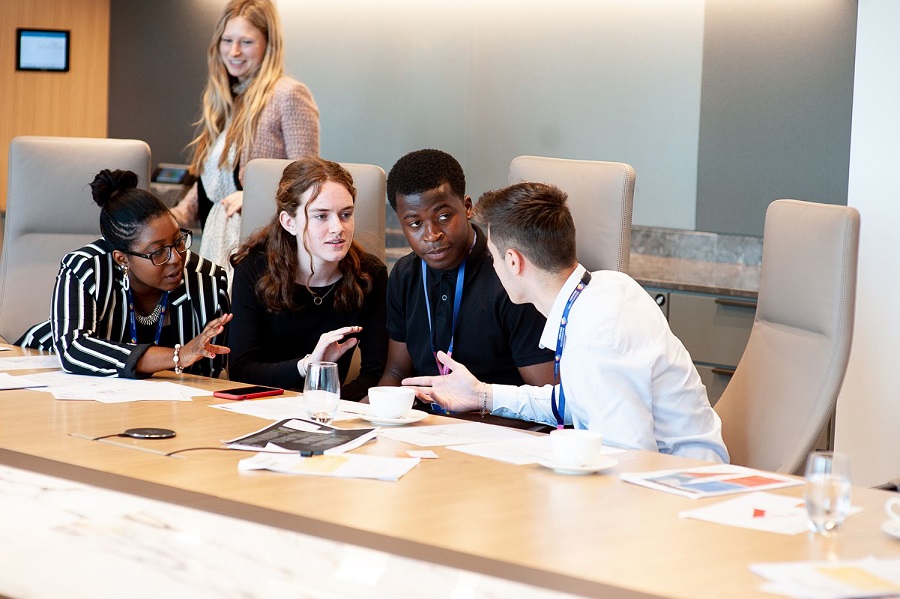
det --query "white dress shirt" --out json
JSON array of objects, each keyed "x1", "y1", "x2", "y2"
[{"x1": 492, "y1": 265, "x2": 729, "y2": 463}]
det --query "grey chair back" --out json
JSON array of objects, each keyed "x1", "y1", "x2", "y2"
[
  {"x1": 0, "y1": 136, "x2": 151, "y2": 342},
  {"x1": 714, "y1": 199, "x2": 860, "y2": 474},
  {"x1": 240, "y1": 158, "x2": 386, "y2": 262},
  {"x1": 508, "y1": 155, "x2": 635, "y2": 273}
]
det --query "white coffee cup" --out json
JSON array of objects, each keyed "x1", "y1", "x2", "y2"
[
  {"x1": 367, "y1": 387, "x2": 415, "y2": 419},
  {"x1": 885, "y1": 496, "x2": 900, "y2": 522},
  {"x1": 550, "y1": 429, "x2": 603, "y2": 467}
]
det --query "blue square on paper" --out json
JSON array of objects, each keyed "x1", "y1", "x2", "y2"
[{"x1": 687, "y1": 481, "x2": 743, "y2": 493}]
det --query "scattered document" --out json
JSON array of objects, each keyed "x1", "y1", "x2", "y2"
[
  {"x1": 447, "y1": 435, "x2": 625, "y2": 465},
  {"x1": 225, "y1": 418, "x2": 378, "y2": 455},
  {"x1": 680, "y1": 492, "x2": 862, "y2": 535},
  {"x1": 620, "y1": 464, "x2": 802, "y2": 499},
  {"x1": 211, "y1": 396, "x2": 368, "y2": 422},
  {"x1": 0, "y1": 373, "x2": 47, "y2": 391},
  {"x1": 20, "y1": 370, "x2": 211, "y2": 402},
  {"x1": 0, "y1": 355, "x2": 60, "y2": 371},
  {"x1": 377, "y1": 422, "x2": 534, "y2": 447},
  {"x1": 751, "y1": 557, "x2": 900, "y2": 599},
  {"x1": 406, "y1": 450, "x2": 439, "y2": 459},
  {"x1": 238, "y1": 452, "x2": 419, "y2": 482}
]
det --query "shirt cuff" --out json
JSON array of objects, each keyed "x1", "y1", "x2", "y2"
[
  {"x1": 122, "y1": 342, "x2": 153, "y2": 379},
  {"x1": 490, "y1": 383, "x2": 521, "y2": 413}
]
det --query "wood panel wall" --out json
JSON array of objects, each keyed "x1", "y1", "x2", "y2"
[{"x1": 0, "y1": 0, "x2": 110, "y2": 211}]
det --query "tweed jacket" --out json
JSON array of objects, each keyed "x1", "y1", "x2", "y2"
[{"x1": 237, "y1": 76, "x2": 320, "y2": 183}]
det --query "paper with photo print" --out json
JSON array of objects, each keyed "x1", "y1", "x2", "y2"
[{"x1": 620, "y1": 464, "x2": 802, "y2": 499}]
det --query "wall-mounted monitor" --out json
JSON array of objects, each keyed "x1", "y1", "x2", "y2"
[{"x1": 16, "y1": 28, "x2": 70, "y2": 72}]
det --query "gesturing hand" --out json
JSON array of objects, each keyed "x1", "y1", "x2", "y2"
[
  {"x1": 401, "y1": 351, "x2": 482, "y2": 412},
  {"x1": 181, "y1": 313, "x2": 233, "y2": 367},
  {"x1": 310, "y1": 326, "x2": 361, "y2": 363}
]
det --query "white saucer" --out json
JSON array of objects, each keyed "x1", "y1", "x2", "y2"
[
  {"x1": 882, "y1": 520, "x2": 900, "y2": 540},
  {"x1": 359, "y1": 410, "x2": 429, "y2": 426},
  {"x1": 537, "y1": 456, "x2": 618, "y2": 475}
]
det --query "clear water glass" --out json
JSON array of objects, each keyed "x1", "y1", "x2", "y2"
[
  {"x1": 804, "y1": 451, "x2": 851, "y2": 536},
  {"x1": 303, "y1": 362, "x2": 340, "y2": 425}
]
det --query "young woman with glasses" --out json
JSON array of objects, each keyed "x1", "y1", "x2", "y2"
[{"x1": 18, "y1": 169, "x2": 232, "y2": 378}]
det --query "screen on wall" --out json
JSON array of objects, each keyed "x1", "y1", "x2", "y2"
[{"x1": 16, "y1": 29, "x2": 70, "y2": 72}]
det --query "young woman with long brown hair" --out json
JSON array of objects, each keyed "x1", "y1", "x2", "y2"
[{"x1": 228, "y1": 157, "x2": 387, "y2": 400}]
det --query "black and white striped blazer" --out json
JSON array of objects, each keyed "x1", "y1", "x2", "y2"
[{"x1": 18, "y1": 239, "x2": 230, "y2": 378}]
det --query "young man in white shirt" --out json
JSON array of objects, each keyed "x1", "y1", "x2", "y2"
[{"x1": 403, "y1": 182, "x2": 729, "y2": 463}]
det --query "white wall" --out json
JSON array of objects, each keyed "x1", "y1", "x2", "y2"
[
  {"x1": 278, "y1": 0, "x2": 705, "y2": 229},
  {"x1": 835, "y1": 0, "x2": 900, "y2": 487}
]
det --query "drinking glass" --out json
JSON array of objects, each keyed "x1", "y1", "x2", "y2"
[
  {"x1": 804, "y1": 451, "x2": 851, "y2": 536},
  {"x1": 303, "y1": 362, "x2": 340, "y2": 425}
]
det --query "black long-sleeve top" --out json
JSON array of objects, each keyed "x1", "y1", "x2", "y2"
[{"x1": 228, "y1": 249, "x2": 388, "y2": 400}]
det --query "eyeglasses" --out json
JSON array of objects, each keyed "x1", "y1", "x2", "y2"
[{"x1": 123, "y1": 229, "x2": 192, "y2": 266}]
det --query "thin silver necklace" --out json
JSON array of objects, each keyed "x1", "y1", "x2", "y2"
[
  {"x1": 134, "y1": 298, "x2": 164, "y2": 325},
  {"x1": 310, "y1": 282, "x2": 338, "y2": 306}
]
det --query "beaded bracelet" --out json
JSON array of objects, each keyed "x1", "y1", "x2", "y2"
[{"x1": 173, "y1": 344, "x2": 183, "y2": 375}]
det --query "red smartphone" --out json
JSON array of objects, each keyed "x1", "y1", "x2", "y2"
[{"x1": 213, "y1": 385, "x2": 284, "y2": 400}]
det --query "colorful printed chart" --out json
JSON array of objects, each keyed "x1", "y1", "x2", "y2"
[{"x1": 620, "y1": 464, "x2": 803, "y2": 499}]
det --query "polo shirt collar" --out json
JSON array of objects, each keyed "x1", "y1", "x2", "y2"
[{"x1": 540, "y1": 263, "x2": 587, "y2": 349}]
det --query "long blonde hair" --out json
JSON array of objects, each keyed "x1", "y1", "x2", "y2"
[{"x1": 188, "y1": 0, "x2": 284, "y2": 174}]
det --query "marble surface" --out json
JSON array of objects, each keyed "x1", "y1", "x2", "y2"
[
  {"x1": 0, "y1": 463, "x2": 585, "y2": 599},
  {"x1": 629, "y1": 225, "x2": 762, "y2": 298},
  {"x1": 631, "y1": 226, "x2": 762, "y2": 266},
  {"x1": 630, "y1": 254, "x2": 760, "y2": 299}
]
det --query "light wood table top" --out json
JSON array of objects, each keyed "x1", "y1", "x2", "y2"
[{"x1": 1, "y1": 349, "x2": 898, "y2": 598}]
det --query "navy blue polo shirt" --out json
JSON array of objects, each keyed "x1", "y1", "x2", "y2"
[{"x1": 386, "y1": 224, "x2": 553, "y2": 384}]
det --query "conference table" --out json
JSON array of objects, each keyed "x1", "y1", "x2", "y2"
[{"x1": 0, "y1": 347, "x2": 898, "y2": 598}]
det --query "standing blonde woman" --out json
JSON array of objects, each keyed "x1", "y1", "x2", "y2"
[{"x1": 172, "y1": 0, "x2": 319, "y2": 277}]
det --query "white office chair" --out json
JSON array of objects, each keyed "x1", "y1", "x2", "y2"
[
  {"x1": 240, "y1": 158, "x2": 386, "y2": 262},
  {"x1": 508, "y1": 156, "x2": 635, "y2": 273},
  {"x1": 714, "y1": 199, "x2": 860, "y2": 474},
  {"x1": 0, "y1": 136, "x2": 151, "y2": 343}
]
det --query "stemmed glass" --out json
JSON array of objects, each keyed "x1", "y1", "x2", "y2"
[
  {"x1": 303, "y1": 362, "x2": 341, "y2": 425},
  {"x1": 804, "y1": 451, "x2": 851, "y2": 536}
]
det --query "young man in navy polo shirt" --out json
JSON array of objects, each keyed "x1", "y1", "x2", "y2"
[{"x1": 377, "y1": 149, "x2": 554, "y2": 401}]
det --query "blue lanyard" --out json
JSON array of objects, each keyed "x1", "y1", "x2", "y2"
[
  {"x1": 421, "y1": 259, "x2": 466, "y2": 376},
  {"x1": 551, "y1": 271, "x2": 591, "y2": 429},
  {"x1": 421, "y1": 233, "x2": 476, "y2": 414},
  {"x1": 127, "y1": 289, "x2": 169, "y2": 345}
]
